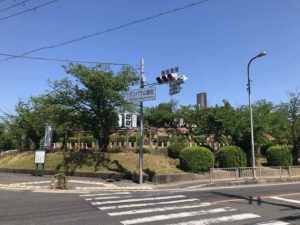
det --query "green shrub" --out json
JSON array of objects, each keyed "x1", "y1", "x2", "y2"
[
  {"x1": 157, "y1": 135, "x2": 169, "y2": 145},
  {"x1": 179, "y1": 146, "x2": 215, "y2": 172},
  {"x1": 117, "y1": 135, "x2": 126, "y2": 144},
  {"x1": 171, "y1": 137, "x2": 187, "y2": 144},
  {"x1": 266, "y1": 146, "x2": 292, "y2": 166},
  {"x1": 81, "y1": 136, "x2": 96, "y2": 147},
  {"x1": 135, "y1": 147, "x2": 150, "y2": 154},
  {"x1": 168, "y1": 143, "x2": 187, "y2": 159},
  {"x1": 109, "y1": 135, "x2": 116, "y2": 142},
  {"x1": 193, "y1": 135, "x2": 207, "y2": 145},
  {"x1": 218, "y1": 145, "x2": 247, "y2": 168},
  {"x1": 108, "y1": 147, "x2": 122, "y2": 153},
  {"x1": 128, "y1": 136, "x2": 139, "y2": 144},
  {"x1": 260, "y1": 143, "x2": 273, "y2": 156}
]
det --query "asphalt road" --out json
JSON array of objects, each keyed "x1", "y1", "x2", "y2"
[{"x1": 1, "y1": 182, "x2": 300, "y2": 225}]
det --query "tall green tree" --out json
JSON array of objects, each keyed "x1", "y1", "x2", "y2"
[
  {"x1": 144, "y1": 100, "x2": 177, "y2": 127},
  {"x1": 287, "y1": 91, "x2": 300, "y2": 164},
  {"x1": 47, "y1": 64, "x2": 138, "y2": 151},
  {"x1": 5, "y1": 97, "x2": 51, "y2": 150}
]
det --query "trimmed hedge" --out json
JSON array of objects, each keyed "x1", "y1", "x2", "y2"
[
  {"x1": 117, "y1": 136, "x2": 126, "y2": 144},
  {"x1": 193, "y1": 135, "x2": 207, "y2": 145},
  {"x1": 134, "y1": 147, "x2": 150, "y2": 154},
  {"x1": 266, "y1": 145, "x2": 292, "y2": 166},
  {"x1": 168, "y1": 143, "x2": 187, "y2": 159},
  {"x1": 218, "y1": 145, "x2": 247, "y2": 168},
  {"x1": 179, "y1": 146, "x2": 215, "y2": 172},
  {"x1": 128, "y1": 136, "x2": 139, "y2": 144}
]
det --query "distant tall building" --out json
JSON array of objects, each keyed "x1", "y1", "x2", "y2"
[{"x1": 197, "y1": 92, "x2": 207, "y2": 109}]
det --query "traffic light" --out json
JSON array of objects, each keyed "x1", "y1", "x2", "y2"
[{"x1": 156, "y1": 73, "x2": 178, "y2": 84}]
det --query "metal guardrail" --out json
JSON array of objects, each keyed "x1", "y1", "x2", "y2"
[{"x1": 210, "y1": 166, "x2": 300, "y2": 182}]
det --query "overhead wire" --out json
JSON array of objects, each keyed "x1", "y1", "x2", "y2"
[
  {"x1": 0, "y1": 53, "x2": 132, "y2": 66},
  {"x1": 0, "y1": 0, "x2": 31, "y2": 13},
  {"x1": 0, "y1": 0, "x2": 58, "y2": 22},
  {"x1": 0, "y1": 0, "x2": 209, "y2": 62}
]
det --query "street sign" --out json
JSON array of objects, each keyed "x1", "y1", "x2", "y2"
[
  {"x1": 169, "y1": 85, "x2": 181, "y2": 95},
  {"x1": 127, "y1": 87, "x2": 156, "y2": 102},
  {"x1": 35, "y1": 150, "x2": 46, "y2": 164},
  {"x1": 118, "y1": 114, "x2": 123, "y2": 127},
  {"x1": 132, "y1": 114, "x2": 137, "y2": 128},
  {"x1": 161, "y1": 67, "x2": 179, "y2": 76}
]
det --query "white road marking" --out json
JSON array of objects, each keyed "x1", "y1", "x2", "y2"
[
  {"x1": 99, "y1": 198, "x2": 199, "y2": 210},
  {"x1": 79, "y1": 192, "x2": 131, "y2": 197},
  {"x1": 166, "y1": 213, "x2": 260, "y2": 225},
  {"x1": 108, "y1": 202, "x2": 212, "y2": 216},
  {"x1": 270, "y1": 196, "x2": 300, "y2": 204},
  {"x1": 120, "y1": 207, "x2": 236, "y2": 225},
  {"x1": 91, "y1": 195, "x2": 186, "y2": 206},
  {"x1": 85, "y1": 196, "x2": 131, "y2": 201},
  {"x1": 254, "y1": 220, "x2": 290, "y2": 225}
]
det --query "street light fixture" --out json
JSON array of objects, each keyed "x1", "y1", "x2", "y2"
[{"x1": 247, "y1": 51, "x2": 267, "y2": 179}]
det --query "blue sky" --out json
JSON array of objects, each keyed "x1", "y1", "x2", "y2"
[{"x1": 0, "y1": 0, "x2": 299, "y2": 114}]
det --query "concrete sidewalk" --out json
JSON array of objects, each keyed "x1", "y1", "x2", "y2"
[
  {"x1": 0, "y1": 172, "x2": 154, "y2": 192},
  {"x1": 2, "y1": 172, "x2": 300, "y2": 193}
]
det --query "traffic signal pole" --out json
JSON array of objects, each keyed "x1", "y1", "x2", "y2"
[{"x1": 138, "y1": 58, "x2": 144, "y2": 184}]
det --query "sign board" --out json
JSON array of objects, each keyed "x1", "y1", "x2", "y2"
[
  {"x1": 118, "y1": 114, "x2": 123, "y2": 127},
  {"x1": 127, "y1": 87, "x2": 156, "y2": 102},
  {"x1": 132, "y1": 114, "x2": 137, "y2": 128},
  {"x1": 169, "y1": 85, "x2": 181, "y2": 95},
  {"x1": 161, "y1": 67, "x2": 179, "y2": 76},
  {"x1": 44, "y1": 125, "x2": 52, "y2": 150},
  {"x1": 125, "y1": 113, "x2": 132, "y2": 127},
  {"x1": 35, "y1": 150, "x2": 46, "y2": 164}
]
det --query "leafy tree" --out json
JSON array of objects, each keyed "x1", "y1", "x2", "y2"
[
  {"x1": 0, "y1": 122, "x2": 15, "y2": 150},
  {"x1": 174, "y1": 104, "x2": 196, "y2": 128},
  {"x1": 287, "y1": 91, "x2": 300, "y2": 164},
  {"x1": 194, "y1": 100, "x2": 236, "y2": 143},
  {"x1": 144, "y1": 100, "x2": 177, "y2": 127},
  {"x1": 47, "y1": 64, "x2": 138, "y2": 151},
  {"x1": 5, "y1": 97, "x2": 51, "y2": 150}
]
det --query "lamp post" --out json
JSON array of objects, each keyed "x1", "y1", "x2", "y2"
[{"x1": 247, "y1": 51, "x2": 267, "y2": 179}]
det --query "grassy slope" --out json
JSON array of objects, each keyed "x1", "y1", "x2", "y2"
[{"x1": 0, "y1": 151, "x2": 182, "y2": 174}]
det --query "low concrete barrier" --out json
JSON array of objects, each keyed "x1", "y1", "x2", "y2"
[{"x1": 152, "y1": 173, "x2": 209, "y2": 184}]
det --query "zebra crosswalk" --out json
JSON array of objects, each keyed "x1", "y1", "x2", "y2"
[{"x1": 79, "y1": 192, "x2": 290, "y2": 225}]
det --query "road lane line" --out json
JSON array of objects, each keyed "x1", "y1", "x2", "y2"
[
  {"x1": 254, "y1": 220, "x2": 289, "y2": 225},
  {"x1": 79, "y1": 192, "x2": 131, "y2": 197},
  {"x1": 91, "y1": 195, "x2": 186, "y2": 205},
  {"x1": 120, "y1": 207, "x2": 236, "y2": 225},
  {"x1": 99, "y1": 198, "x2": 199, "y2": 210},
  {"x1": 108, "y1": 202, "x2": 212, "y2": 216},
  {"x1": 166, "y1": 213, "x2": 260, "y2": 225},
  {"x1": 270, "y1": 196, "x2": 300, "y2": 204},
  {"x1": 213, "y1": 192, "x2": 300, "y2": 204},
  {"x1": 85, "y1": 196, "x2": 131, "y2": 201}
]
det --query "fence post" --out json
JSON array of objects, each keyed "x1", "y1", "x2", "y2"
[
  {"x1": 259, "y1": 166, "x2": 262, "y2": 178},
  {"x1": 279, "y1": 167, "x2": 282, "y2": 179},
  {"x1": 235, "y1": 167, "x2": 239, "y2": 180}
]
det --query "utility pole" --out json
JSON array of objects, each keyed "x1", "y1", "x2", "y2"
[{"x1": 138, "y1": 58, "x2": 145, "y2": 184}]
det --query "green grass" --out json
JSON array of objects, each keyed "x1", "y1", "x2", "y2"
[{"x1": 0, "y1": 151, "x2": 183, "y2": 174}]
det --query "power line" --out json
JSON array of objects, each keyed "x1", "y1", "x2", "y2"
[
  {"x1": 0, "y1": 53, "x2": 132, "y2": 66},
  {"x1": 0, "y1": 0, "x2": 58, "y2": 22},
  {"x1": 0, "y1": 0, "x2": 31, "y2": 13},
  {"x1": 1, "y1": 0, "x2": 209, "y2": 62}
]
